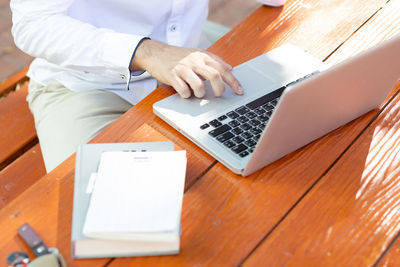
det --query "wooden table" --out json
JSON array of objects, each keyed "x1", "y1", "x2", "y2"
[{"x1": 1, "y1": 0, "x2": 400, "y2": 266}]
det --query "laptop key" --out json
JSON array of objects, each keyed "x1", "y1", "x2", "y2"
[
  {"x1": 218, "y1": 115, "x2": 228, "y2": 121},
  {"x1": 258, "y1": 123, "x2": 267, "y2": 131},
  {"x1": 254, "y1": 134, "x2": 261, "y2": 140},
  {"x1": 216, "y1": 131, "x2": 234, "y2": 143},
  {"x1": 209, "y1": 124, "x2": 231, "y2": 137},
  {"x1": 227, "y1": 111, "x2": 239, "y2": 119},
  {"x1": 232, "y1": 127, "x2": 243, "y2": 135},
  {"x1": 224, "y1": 140, "x2": 236, "y2": 148},
  {"x1": 250, "y1": 119, "x2": 261, "y2": 127},
  {"x1": 259, "y1": 121, "x2": 267, "y2": 127},
  {"x1": 259, "y1": 114, "x2": 269, "y2": 122},
  {"x1": 229, "y1": 120, "x2": 240, "y2": 128},
  {"x1": 262, "y1": 103, "x2": 274, "y2": 111},
  {"x1": 246, "y1": 86, "x2": 285, "y2": 109},
  {"x1": 241, "y1": 132, "x2": 253, "y2": 139},
  {"x1": 232, "y1": 136, "x2": 245, "y2": 144},
  {"x1": 237, "y1": 116, "x2": 248, "y2": 123},
  {"x1": 254, "y1": 107, "x2": 265, "y2": 115},
  {"x1": 245, "y1": 111, "x2": 257, "y2": 119},
  {"x1": 235, "y1": 106, "x2": 250, "y2": 115},
  {"x1": 245, "y1": 139, "x2": 257, "y2": 147},
  {"x1": 250, "y1": 128, "x2": 262, "y2": 135},
  {"x1": 239, "y1": 151, "x2": 249, "y2": 158},
  {"x1": 200, "y1": 123, "x2": 210, "y2": 130},
  {"x1": 209, "y1": 119, "x2": 222, "y2": 128},
  {"x1": 240, "y1": 123, "x2": 252, "y2": 131},
  {"x1": 232, "y1": 143, "x2": 247, "y2": 154}
]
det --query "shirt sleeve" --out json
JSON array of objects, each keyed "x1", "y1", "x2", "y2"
[{"x1": 10, "y1": 0, "x2": 148, "y2": 81}]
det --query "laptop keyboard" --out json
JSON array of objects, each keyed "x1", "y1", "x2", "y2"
[
  {"x1": 199, "y1": 71, "x2": 320, "y2": 158},
  {"x1": 200, "y1": 87, "x2": 284, "y2": 158}
]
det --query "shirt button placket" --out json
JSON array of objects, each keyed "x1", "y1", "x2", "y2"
[
  {"x1": 170, "y1": 25, "x2": 177, "y2": 32},
  {"x1": 167, "y1": 0, "x2": 184, "y2": 45}
]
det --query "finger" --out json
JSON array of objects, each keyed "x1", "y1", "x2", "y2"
[
  {"x1": 222, "y1": 71, "x2": 243, "y2": 95},
  {"x1": 193, "y1": 64, "x2": 226, "y2": 97},
  {"x1": 206, "y1": 52, "x2": 233, "y2": 70},
  {"x1": 170, "y1": 75, "x2": 191, "y2": 98},
  {"x1": 178, "y1": 68, "x2": 206, "y2": 98},
  {"x1": 205, "y1": 55, "x2": 244, "y2": 95}
]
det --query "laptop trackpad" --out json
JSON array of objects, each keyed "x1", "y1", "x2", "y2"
[
  {"x1": 166, "y1": 65, "x2": 278, "y2": 118},
  {"x1": 232, "y1": 64, "x2": 277, "y2": 94}
]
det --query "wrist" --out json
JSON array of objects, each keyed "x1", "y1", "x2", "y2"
[{"x1": 130, "y1": 38, "x2": 159, "y2": 72}]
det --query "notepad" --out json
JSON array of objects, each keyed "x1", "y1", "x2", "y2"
[{"x1": 79, "y1": 149, "x2": 186, "y2": 257}]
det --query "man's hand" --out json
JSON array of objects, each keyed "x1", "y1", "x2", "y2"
[{"x1": 131, "y1": 39, "x2": 244, "y2": 98}]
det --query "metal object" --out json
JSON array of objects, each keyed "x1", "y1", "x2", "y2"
[
  {"x1": 7, "y1": 251, "x2": 30, "y2": 267},
  {"x1": 6, "y1": 223, "x2": 68, "y2": 267},
  {"x1": 17, "y1": 223, "x2": 49, "y2": 257}
]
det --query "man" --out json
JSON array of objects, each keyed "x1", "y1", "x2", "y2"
[{"x1": 10, "y1": 0, "x2": 283, "y2": 172}]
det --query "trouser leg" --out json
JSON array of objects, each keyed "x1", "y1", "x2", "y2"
[{"x1": 27, "y1": 80, "x2": 133, "y2": 172}]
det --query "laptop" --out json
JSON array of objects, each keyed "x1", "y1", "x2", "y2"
[{"x1": 153, "y1": 34, "x2": 400, "y2": 176}]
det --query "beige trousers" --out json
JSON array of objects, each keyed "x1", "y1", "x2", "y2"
[{"x1": 27, "y1": 80, "x2": 133, "y2": 172}]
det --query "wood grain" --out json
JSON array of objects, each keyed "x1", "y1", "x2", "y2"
[
  {"x1": 108, "y1": 0, "x2": 395, "y2": 266},
  {"x1": 208, "y1": 0, "x2": 261, "y2": 28},
  {"x1": 0, "y1": 124, "x2": 190, "y2": 267},
  {"x1": 0, "y1": 67, "x2": 28, "y2": 97},
  {"x1": 378, "y1": 235, "x2": 400, "y2": 267},
  {"x1": 0, "y1": 0, "x2": 392, "y2": 266},
  {"x1": 0, "y1": 83, "x2": 37, "y2": 170},
  {"x1": 0, "y1": 154, "x2": 96, "y2": 266},
  {"x1": 244, "y1": 86, "x2": 400, "y2": 266},
  {"x1": 0, "y1": 144, "x2": 45, "y2": 209},
  {"x1": 208, "y1": 0, "x2": 388, "y2": 66},
  {"x1": 325, "y1": 0, "x2": 400, "y2": 65},
  {"x1": 110, "y1": 103, "x2": 396, "y2": 266},
  {"x1": 243, "y1": 2, "x2": 400, "y2": 265}
]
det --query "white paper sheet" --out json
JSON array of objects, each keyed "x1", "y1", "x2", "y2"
[{"x1": 83, "y1": 150, "x2": 187, "y2": 240}]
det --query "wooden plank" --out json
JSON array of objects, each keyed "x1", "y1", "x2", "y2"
[
  {"x1": 0, "y1": 83, "x2": 38, "y2": 170},
  {"x1": 242, "y1": 2, "x2": 400, "y2": 265},
  {"x1": 208, "y1": 0, "x2": 387, "y2": 66},
  {"x1": 208, "y1": 0, "x2": 261, "y2": 28},
  {"x1": 109, "y1": 99, "x2": 397, "y2": 266},
  {"x1": 0, "y1": 67, "x2": 29, "y2": 97},
  {"x1": 377, "y1": 235, "x2": 400, "y2": 267},
  {"x1": 0, "y1": 155, "x2": 85, "y2": 266},
  {"x1": 0, "y1": 0, "x2": 389, "y2": 265},
  {"x1": 0, "y1": 123, "x2": 208, "y2": 267},
  {"x1": 0, "y1": 144, "x2": 45, "y2": 209},
  {"x1": 107, "y1": 0, "x2": 395, "y2": 266},
  {"x1": 325, "y1": 0, "x2": 400, "y2": 65},
  {"x1": 244, "y1": 86, "x2": 400, "y2": 266}
]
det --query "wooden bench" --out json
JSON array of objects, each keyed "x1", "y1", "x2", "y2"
[
  {"x1": 1, "y1": 1, "x2": 399, "y2": 266},
  {"x1": 0, "y1": 68, "x2": 46, "y2": 208}
]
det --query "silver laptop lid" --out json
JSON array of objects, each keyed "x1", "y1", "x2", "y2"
[{"x1": 243, "y1": 34, "x2": 400, "y2": 176}]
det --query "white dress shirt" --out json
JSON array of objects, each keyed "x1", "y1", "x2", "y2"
[{"x1": 10, "y1": 0, "x2": 210, "y2": 104}]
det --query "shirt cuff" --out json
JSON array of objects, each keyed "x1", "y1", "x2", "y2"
[
  {"x1": 102, "y1": 32, "x2": 149, "y2": 87},
  {"x1": 129, "y1": 37, "x2": 151, "y2": 76}
]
